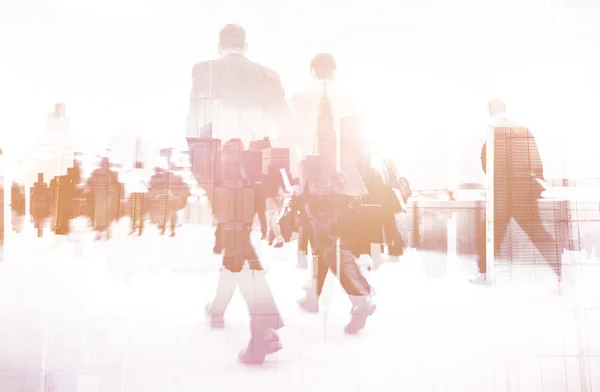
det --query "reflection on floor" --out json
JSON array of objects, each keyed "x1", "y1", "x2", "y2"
[{"x1": 1, "y1": 223, "x2": 599, "y2": 391}]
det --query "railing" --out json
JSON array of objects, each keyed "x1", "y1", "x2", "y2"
[{"x1": 400, "y1": 181, "x2": 600, "y2": 282}]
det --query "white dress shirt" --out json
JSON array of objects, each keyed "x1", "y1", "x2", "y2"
[
  {"x1": 289, "y1": 81, "x2": 360, "y2": 160},
  {"x1": 489, "y1": 113, "x2": 519, "y2": 128},
  {"x1": 290, "y1": 81, "x2": 368, "y2": 197}
]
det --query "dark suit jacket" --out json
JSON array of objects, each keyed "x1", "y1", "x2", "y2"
[
  {"x1": 480, "y1": 127, "x2": 545, "y2": 199},
  {"x1": 86, "y1": 167, "x2": 123, "y2": 229},
  {"x1": 186, "y1": 53, "x2": 288, "y2": 139}
]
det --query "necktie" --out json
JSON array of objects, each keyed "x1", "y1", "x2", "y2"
[{"x1": 313, "y1": 88, "x2": 337, "y2": 170}]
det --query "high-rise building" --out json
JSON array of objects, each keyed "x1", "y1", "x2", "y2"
[
  {"x1": 25, "y1": 103, "x2": 76, "y2": 186},
  {"x1": 47, "y1": 103, "x2": 70, "y2": 134},
  {"x1": 1, "y1": 148, "x2": 6, "y2": 257}
]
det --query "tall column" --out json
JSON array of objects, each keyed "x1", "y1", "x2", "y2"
[
  {"x1": 485, "y1": 126, "x2": 495, "y2": 283},
  {"x1": 1, "y1": 150, "x2": 10, "y2": 260}
]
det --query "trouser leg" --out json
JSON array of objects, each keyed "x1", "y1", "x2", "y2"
[
  {"x1": 297, "y1": 224, "x2": 313, "y2": 269},
  {"x1": 207, "y1": 267, "x2": 239, "y2": 316},
  {"x1": 236, "y1": 239, "x2": 284, "y2": 364},
  {"x1": 169, "y1": 212, "x2": 177, "y2": 235},
  {"x1": 383, "y1": 215, "x2": 404, "y2": 255},
  {"x1": 477, "y1": 209, "x2": 509, "y2": 274},
  {"x1": 314, "y1": 237, "x2": 376, "y2": 334},
  {"x1": 254, "y1": 186, "x2": 267, "y2": 238},
  {"x1": 265, "y1": 197, "x2": 283, "y2": 246},
  {"x1": 238, "y1": 268, "x2": 284, "y2": 335},
  {"x1": 138, "y1": 194, "x2": 145, "y2": 235},
  {"x1": 321, "y1": 237, "x2": 372, "y2": 298},
  {"x1": 257, "y1": 209, "x2": 267, "y2": 238},
  {"x1": 515, "y1": 207, "x2": 562, "y2": 279},
  {"x1": 130, "y1": 195, "x2": 137, "y2": 233},
  {"x1": 298, "y1": 225, "x2": 309, "y2": 253}
]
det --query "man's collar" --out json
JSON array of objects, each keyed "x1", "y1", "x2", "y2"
[
  {"x1": 220, "y1": 50, "x2": 246, "y2": 58},
  {"x1": 490, "y1": 113, "x2": 518, "y2": 127}
]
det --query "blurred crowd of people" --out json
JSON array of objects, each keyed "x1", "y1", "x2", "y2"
[
  {"x1": 9, "y1": 154, "x2": 191, "y2": 242},
  {"x1": 0, "y1": 22, "x2": 566, "y2": 367}
]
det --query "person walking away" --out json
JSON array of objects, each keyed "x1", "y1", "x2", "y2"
[
  {"x1": 293, "y1": 53, "x2": 376, "y2": 334},
  {"x1": 471, "y1": 99, "x2": 561, "y2": 284},
  {"x1": 186, "y1": 24, "x2": 288, "y2": 364},
  {"x1": 148, "y1": 160, "x2": 190, "y2": 237},
  {"x1": 11, "y1": 182, "x2": 26, "y2": 233},
  {"x1": 86, "y1": 157, "x2": 123, "y2": 241}
]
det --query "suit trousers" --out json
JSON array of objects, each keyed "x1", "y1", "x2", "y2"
[
  {"x1": 313, "y1": 236, "x2": 372, "y2": 298},
  {"x1": 211, "y1": 229, "x2": 284, "y2": 336},
  {"x1": 477, "y1": 197, "x2": 561, "y2": 278},
  {"x1": 265, "y1": 197, "x2": 282, "y2": 240},
  {"x1": 304, "y1": 201, "x2": 372, "y2": 298}
]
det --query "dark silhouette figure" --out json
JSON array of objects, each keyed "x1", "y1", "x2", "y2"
[
  {"x1": 185, "y1": 24, "x2": 288, "y2": 143},
  {"x1": 68, "y1": 160, "x2": 86, "y2": 219},
  {"x1": 379, "y1": 158, "x2": 409, "y2": 257},
  {"x1": 51, "y1": 171, "x2": 73, "y2": 235},
  {"x1": 206, "y1": 139, "x2": 284, "y2": 365},
  {"x1": 11, "y1": 182, "x2": 26, "y2": 233},
  {"x1": 295, "y1": 53, "x2": 376, "y2": 334},
  {"x1": 86, "y1": 157, "x2": 123, "y2": 241},
  {"x1": 190, "y1": 25, "x2": 287, "y2": 365},
  {"x1": 127, "y1": 160, "x2": 148, "y2": 236},
  {"x1": 31, "y1": 173, "x2": 51, "y2": 238},
  {"x1": 472, "y1": 100, "x2": 561, "y2": 283},
  {"x1": 70, "y1": 158, "x2": 81, "y2": 186},
  {"x1": 248, "y1": 138, "x2": 272, "y2": 240},
  {"x1": 253, "y1": 182, "x2": 268, "y2": 239},
  {"x1": 148, "y1": 166, "x2": 189, "y2": 237},
  {"x1": 50, "y1": 164, "x2": 84, "y2": 236}
]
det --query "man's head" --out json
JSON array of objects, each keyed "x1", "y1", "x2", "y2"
[
  {"x1": 488, "y1": 99, "x2": 506, "y2": 117},
  {"x1": 156, "y1": 156, "x2": 169, "y2": 171},
  {"x1": 218, "y1": 24, "x2": 248, "y2": 55},
  {"x1": 310, "y1": 53, "x2": 337, "y2": 81}
]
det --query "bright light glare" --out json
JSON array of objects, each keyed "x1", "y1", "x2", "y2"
[{"x1": 363, "y1": 110, "x2": 393, "y2": 163}]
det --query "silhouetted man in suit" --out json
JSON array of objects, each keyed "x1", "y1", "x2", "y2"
[
  {"x1": 11, "y1": 182, "x2": 26, "y2": 233},
  {"x1": 185, "y1": 24, "x2": 288, "y2": 145},
  {"x1": 472, "y1": 99, "x2": 561, "y2": 284},
  {"x1": 189, "y1": 24, "x2": 287, "y2": 364},
  {"x1": 86, "y1": 157, "x2": 123, "y2": 241},
  {"x1": 293, "y1": 53, "x2": 376, "y2": 334},
  {"x1": 186, "y1": 23, "x2": 287, "y2": 245},
  {"x1": 290, "y1": 53, "x2": 360, "y2": 269}
]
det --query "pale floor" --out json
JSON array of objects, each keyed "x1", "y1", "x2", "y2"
[{"x1": 1, "y1": 222, "x2": 600, "y2": 392}]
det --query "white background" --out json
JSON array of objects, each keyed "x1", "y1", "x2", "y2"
[{"x1": 1, "y1": 0, "x2": 599, "y2": 188}]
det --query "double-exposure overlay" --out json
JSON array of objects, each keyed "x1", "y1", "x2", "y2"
[{"x1": 1, "y1": 2, "x2": 600, "y2": 391}]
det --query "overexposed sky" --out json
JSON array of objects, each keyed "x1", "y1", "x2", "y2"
[{"x1": 1, "y1": 0, "x2": 599, "y2": 186}]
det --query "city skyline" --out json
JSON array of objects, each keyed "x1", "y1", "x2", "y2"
[{"x1": 1, "y1": 0, "x2": 600, "y2": 187}]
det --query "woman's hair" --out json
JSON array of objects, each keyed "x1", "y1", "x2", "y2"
[{"x1": 310, "y1": 53, "x2": 337, "y2": 81}]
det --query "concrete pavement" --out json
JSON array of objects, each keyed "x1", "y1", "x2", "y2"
[{"x1": 1, "y1": 223, "x2": 600, "y2": 391}]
